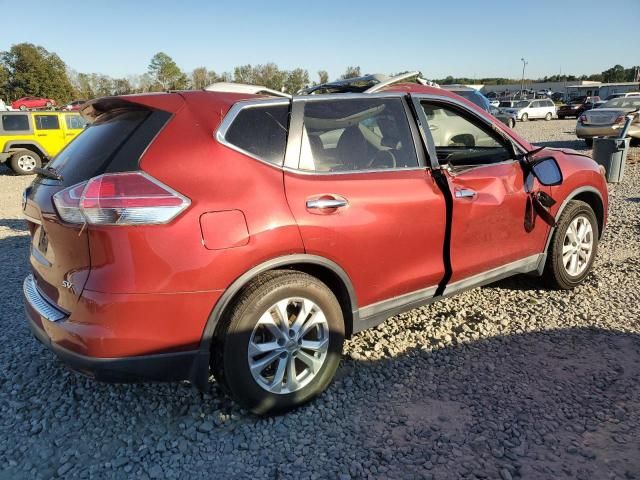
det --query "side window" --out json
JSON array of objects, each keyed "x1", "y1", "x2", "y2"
[
  {"x1": 1, "y1": 114, "x2": 30, "y2": 132},
  {"x1": 298, "y1": 98, "x2": 418, "y2": 172},
  {"x1": 65, "y1": 115, "x2": 87, "y2": 130},
  {"x1": 35, "y1": 115, "x2": 60, "y2": 130},
  {"x1": 421, "y1": 102, "x2": 512, "y2": 167},
  {"x1": 223, "y1": 104, "x2": 289, "y2": 166}
]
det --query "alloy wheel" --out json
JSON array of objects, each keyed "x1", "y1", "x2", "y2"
[
  {"x1": 562, "y1": 215, "x2": 594, "y2": 276},
  {"x1": 16, "y1": 154, "x2": 37, "y2": 172},
  {"x1": 248, "y1": 297, "x2": 329, "y2": 394}
]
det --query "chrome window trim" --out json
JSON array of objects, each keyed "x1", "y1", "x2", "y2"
[
  {"x1": 23, "y1": 274, "x2": 66, "y2": 322},
  {"x1": 286, "y1": 93, "x2": 425, "y2": 175},
  {"x1": 410, "y1": 93, "x2": 529, "y2": 157},
  {"x1": 215, "y1": 98, "x2": 291, "y2": 169}
]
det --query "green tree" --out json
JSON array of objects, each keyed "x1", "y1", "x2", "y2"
[
  {"x1": 233, "y1": 64, "x2": 256, "y2": 84},
  {"x1": 191, "y1": 67, "x2": 209, "y2": 89},
  {"x1": 254, "y1": 63, "x2": 286, "y2": 90},
  {"x1": 1, "y1": 43, "x2": 73, "y2": 102},
  {"x1": 112, "y1": 78, "x2": 132, "y2": 95},
  {"x1": 0, "y1": 63, "x2": 10, "y2": 99},
  {"x1": 601, "y1": 64, "x2": 626, "y2": 83},
  {"x1": 317, "y1": 70, "x2": 329, "y2": 84},
  {"x1": 341, "y1": 66, "x2": 361, "y2": 79},
  {"x1": 284, "y1": 68, "x2": 309, "y2": 93},
  {"x1": 148, "y1": 52, "x2": 188, "y2": 90}
]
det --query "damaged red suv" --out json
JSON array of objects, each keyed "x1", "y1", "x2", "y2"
[{"x1": 23, "y1": 83, "x2": 608, "y2": 414}]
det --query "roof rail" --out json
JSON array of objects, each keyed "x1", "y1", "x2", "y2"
[{"x1": 204, "y1": 82, "x2": 291, "y2": 98}]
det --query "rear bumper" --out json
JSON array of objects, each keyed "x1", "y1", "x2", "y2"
[
  {"x1": 576, "y1": 124, "x2": 640, "y2": 139},
  {"x1": 26, "y1": 312, "x2": 206, "y2": 383},
  {"x1": 23, "y1": 275, "x2": 213, "y2": 387}
]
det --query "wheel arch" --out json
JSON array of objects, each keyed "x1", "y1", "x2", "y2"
[
  {"x1": 5, "y1": 141, "x2": 48, "y2": 159},
  {"x1": 193, "y1": 254, "x2": 359, "y2": 389}
]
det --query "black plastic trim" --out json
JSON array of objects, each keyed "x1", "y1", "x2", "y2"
[{"x1": 26, "y1": 311, "x2": 202, "y2": 384}]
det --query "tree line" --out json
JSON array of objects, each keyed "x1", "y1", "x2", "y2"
[{"x1": 0, "y1": 42, "x2": 637, "y2": 104}]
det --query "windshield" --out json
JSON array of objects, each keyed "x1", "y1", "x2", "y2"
[
  {"x1": 515, "y1": 101, "x2": 530, "y2": 108},
  {"x1": 452, "y1": 90, "x2": 490, "y2": 111},
  {"x1": 602, "y1": 98, "x2": 640, "y2": 109},
  {"x1": 570, "y1": 96, "x2": 586, "y2": 104}
]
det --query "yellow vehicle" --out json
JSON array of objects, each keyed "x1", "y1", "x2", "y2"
[{"x1": 0, "y1": 111, "x2": 87, "y2": 175}]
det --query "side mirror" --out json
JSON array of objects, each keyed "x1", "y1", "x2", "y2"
[{"x1": 531, "y1": 157, "x2": 563, "y2": 186}]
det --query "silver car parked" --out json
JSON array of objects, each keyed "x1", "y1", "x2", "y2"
[
  {"x1": 503, "y1": 98, "x2": 556, "y2": 122},
  {"x1": 576, "y1": 97, "x2": 640, "y2": 147}
]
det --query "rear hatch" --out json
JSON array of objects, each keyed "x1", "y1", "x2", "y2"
[{"x1": 23, "y1": 98, "x2": 173, "y2": 312}]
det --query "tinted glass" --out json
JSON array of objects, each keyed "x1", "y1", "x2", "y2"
[
  {"x1": 47, "y1": 110, "x2": 152, "y2": 185},
  {"x1": 603, "y1": 98, "x2": 640, "y2": 109},
  {"x1": 299, "y1": 98, "x2": 418, "y2": 172},
  {"x1": 35, "y1": 115, "x2": 60, "y2": 130},
  {"x1": 453, "y1": 90, "x2": 491, "y2": 111},
  {"x1": 225, "y1": 104, "x2": 289, "y2": 166},
  {"x1": 421, "y1": 102, "x2": 511, "y2": 166},
  {"x1": 65, "y1": 115, "x2": 87, "y2": 129},
  {"x1": 2, "y1": 114, "x2": 30, "y2": 131}
]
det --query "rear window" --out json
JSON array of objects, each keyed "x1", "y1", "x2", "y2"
[
  {"x1": 35, "y1": 115, "x2": 60, "y2": 130},
  {"x1": 223, "y1": 104, "x2": 289, "y2": 166},
  {"x1": 65, "y1": 115, "x2": 87, "y2": 129},
  {"x1": 46, "y1": 108, "x2": 169, "y2": 186},
  {"x1": 2, "y1": 114, "x2": 30, "y2": 131}
]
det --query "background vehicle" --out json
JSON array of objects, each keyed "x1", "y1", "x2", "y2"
[
  {"x1": 0, "y1": 111, "x2": 86, "y2": 174},
  {"x1": 577, "y1": 97, "x2": 640, "y2": 146},
  {"x1": 441, "y1": 85, "x2": 516, "y2": 128},
  {"x1": 0, "y1": 99, "x2": 8, "y2": 112},
  {"x1": 23, "y1": 85, "x2": 607, "y2": 414},
  {"x1": 502, "y1": 98, "x2": 556, "y2": 121},
  {"x1": 604, "y1": 92, "x2": 640, "y2": 101},
  {"x1": 62, "y1": 100, "x2": 87, "y2": 111},
  {"x1": 557, "y1": 96, "x2": 600, "y2": 119},
  {"x1": 10, "y1": 96, "x2": 57, "y2": 111}
]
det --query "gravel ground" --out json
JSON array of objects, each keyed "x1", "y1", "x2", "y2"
[{"x1": 1, "y1": 119, "x2": 639, "y2": 479}]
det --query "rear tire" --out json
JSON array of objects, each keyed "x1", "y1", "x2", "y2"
[
  {"x1": 543, "y1": 200, "x2": 598, "y2": 290},
  {"x1": 521, "y1": 113, "x2": 528, "y2": 122},
  {"x1": 558, "y1": 115, "x2": 565, "y2": 120},
  {"x1": 212, "y1": 271, "x2": 345, "y2": 415},
  {"x1": 509, "y1": 118, "x2": 516, "y2": 128},
  {"x1": 545, "y1": 112, "x2": 552, "y2": 121},
  {"x1": 584, "y1": 138, "x2": 593, "y2": 148},
  {"x1": 19, "y1": 105, "x2": 27, "y2": 111},
  {"x1": 9, "y1": 149, "x2": 42, "y2": 175}
]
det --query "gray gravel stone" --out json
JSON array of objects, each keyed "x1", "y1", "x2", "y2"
[{"x1": 0, "y1": 122, "x2": 639, "y2": 479}]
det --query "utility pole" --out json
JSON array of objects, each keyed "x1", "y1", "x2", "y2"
[{"x1": 520, "y1": 57, "x2": 528, "y2": 98}]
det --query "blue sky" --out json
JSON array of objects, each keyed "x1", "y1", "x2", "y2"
[{"x1": 2, "y1": 0, "x2": 639, "y2": 82}]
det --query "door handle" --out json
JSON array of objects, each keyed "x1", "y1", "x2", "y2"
[
  {"x1": 37, "y1": 134, "x2": 46, "y2": 136},
  {"x1": 306, "y1": 198, "x2": 348, "y2": 209},
  {"x1": 454, "y1": 188, "x2": 477, "y2": 199}
]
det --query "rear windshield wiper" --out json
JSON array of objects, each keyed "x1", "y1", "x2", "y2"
[{"x1": 34, "y1": 166, "x2": 64, "y2": 181}]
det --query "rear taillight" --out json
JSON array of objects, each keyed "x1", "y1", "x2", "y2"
[
  {"x1": 613, "y1": 114, "x2": 626, "y2": 124},
  {"x1": 579, "y1": 115, "x2": 587, "y2": 123},
  {"x1": 53, "y1": 172, "x2": 190, "y2": 226}
]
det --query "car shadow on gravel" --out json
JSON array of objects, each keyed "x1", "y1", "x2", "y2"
[{"x1": 3, "y1": 323, "x2": 639, "y2": 479}]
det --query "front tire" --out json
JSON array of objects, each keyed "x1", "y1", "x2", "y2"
[
  {"x1": 584, "y1": 138, "x2": 593, "y2": 148},
  {"x1": 19, "y1": 105, "x2": 27, "y2": 111},
  {"x1": 545, "y1": 112, "x2": 552, "y2": 121},
  {"x1": 509, "y1": 118, "x2": 516, "y2": 128},
  {"x1": 543, "y1": 200, "x2": 598, "y2": 290},
  {"x1": 521, "y1": 113, "x2": 529, "y2": 122},
  {"x1": 212, "y1": 271, "x2": 345, "y2": 415},
  {"x1": 10, "y1": 149, "x2": 42, "y2": 175}
]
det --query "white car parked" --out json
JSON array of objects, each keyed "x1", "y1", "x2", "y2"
[{"x1": 504, "y1": 98, "x2": 557, "y2": 122}]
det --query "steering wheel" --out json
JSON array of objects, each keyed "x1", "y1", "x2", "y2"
[{"x1": 367, "y1": 150, "x2": 397, "y2": 169}]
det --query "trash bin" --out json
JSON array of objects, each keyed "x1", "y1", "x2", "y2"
[{"x1": 592, "y1": 137, "x2": 630, "y2": 183}]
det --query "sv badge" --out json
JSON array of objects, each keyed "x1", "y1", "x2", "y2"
[{"x1": 62, "y1": 280, "x2": 74, "y2": 290}]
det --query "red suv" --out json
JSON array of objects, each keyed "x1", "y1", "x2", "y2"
[
  {"x1": 11, "y1": 96, "x2": 57, "y2": 110},
  {"x1": 23, "y1": 85, "x2": 608, "y2": 414}
]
